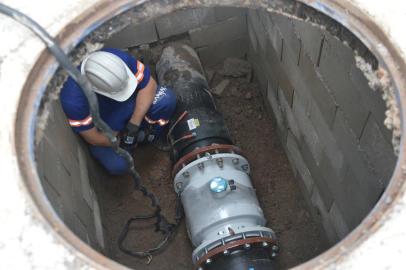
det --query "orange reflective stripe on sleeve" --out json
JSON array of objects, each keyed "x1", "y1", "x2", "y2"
[
  {"x1": 144, "y1": 115, "x2": 169, "y2": 126},
  {"x1": 68, "y1": 115, "x2": 92, "y2": 127},
  {"x1": 135, "y1": 61, "x2": 145, "y2": 83}
]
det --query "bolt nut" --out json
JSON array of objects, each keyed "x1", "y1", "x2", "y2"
[
  {"x1": 232, "y1": 158, "x2": 239, "y2": 164},
  {"x1": 182, "y1": 171, "x2": 190, "y2": 178},
  {"x1": 262, "y1": 242, "x2": 269, "y2": 248},
  {"x1": 244, "y1": 243, "x2": 251, "y2": 250},
  {"x1": 271, "y1": 252, "x2": 277, "y2": 258},
  {"x1": 216, "y1": 158, "x2": 224, "y2": 168},
  {"x1": 223, "y1": 249, "x2": 230, "y2": 255},
  {"x1": 205, "y1": 258, "x2": 212, "y2": 265},
  {"x1": 176, "y1": 182, "x2": 183, "y2": 190},
  {"x1": 198, "y1": 162, "x2": 204, "y2": 170}
]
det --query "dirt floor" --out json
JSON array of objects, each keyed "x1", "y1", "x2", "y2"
[{"x1": 98, "y1": 56, "x2": 329, "y2": 269}]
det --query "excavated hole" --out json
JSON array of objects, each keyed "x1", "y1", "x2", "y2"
[{"x1": 28, "y1": 2, "x2": 399, "y2": 270}]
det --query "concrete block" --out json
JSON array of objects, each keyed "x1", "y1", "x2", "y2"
[
  {"x1": 72, "y1": 215, "x2": 90, "y2": 244},
  {"x1": 247, "y1": 19, "x2": 258, "y2": 53},
  {"x1": 214, "y1": 6, "x2": 246, "y2": 21},
  {"x1": 247, "y1": 9, "x2": 266, "y2": 54},
  {"x1": 279, "y1": 88, "x2": 300, "y2": 141},
  {"x1": 262, "y1": 12, "x2": 281, "y2": 54},
  {"x1": 311, "y1": 187, "x2": 338, "y2": 243},
  {"x1": 267, "y1": 80, "x2": 283, "y2": 126},
  {"x1": 292, "y1": 18, "x2": 324, "y2": 64},
  {"x1": 272, "y1": 14, "x2": 301, "y2": 63},
  {"x1": 73, "y1": 197, "x2": 93, "y2": 237},
  {"x1": 329, "y1": 202, "x2": 350, "y2": 239},
  {"x1": 299, "y1": 134, "x2": 334, "y2": 210},
  {"x1": 350, "y1": 63, "x2": 392, "y2": 142},
  {"x1": 264, "y1": 79, "x2": 288, "y2": 145},
  {"x1": 189, "y1": 16, "x2": 247, "y2": 48},
  {"x1": 77, "y1": 146, "x2": 93, "y2": 209},
  {"x1": 262, "y1": 34, "x2": 281, "y2": 95},
  {"x1": 335, "y1": 165, "x2": 376, "y2": 229},
  {"x1": 278, "y1": 70, "x2": 294, "y2": 106},
  {"x1": 92, "y1": 197, "x2": 105, "y2": 249},
  {"x1": 155, "y1": 8, "x2": 215, "y2": 39},
  {"x1": 313, "y1": 150, "x2": 370, "y2": 230},
  {"x1": 197, "y1": 36, "x2": 248, "y2": 67},
  {"x1": 292, "y1": 90, "x2": 322, "y2": 165},
  {"x1": 194, "y1": 8, "x2": 217, "y2": 26},
  {"x1": 286, "y1": 132, "x2": 314, "y2": 194},
  {"x1": 248, "y1": 46, "x2": 267, "y2": 94},
  {"x1": 309, "y1": 101, "x2": 345, "y2": 179},
  {"x1": 103, "y1": 20, "x2": 158, "y2": 49},
  {"x1": 318, "y1": 33, "x2": 369, "y2": 137},
  {"x1": 42, "y1": 138, "x2": 72, "y2": 195},
  {"x1": 42, "y1": 178, "x2": 63, "y2": 218},
  {"x1": 332, "y1": 109, "x2": 384, "y2": 206},
  {"x1": 255, "y1": 60, "x2": 269, "y2": 96},
  {"x1": 360, "y1": 116, "x2": 397, "y2": 187},
  {"x1": 45, "y1": 101, "x2": 80, "y2": 173},
  {"x1": 299, "y1": 52, "x2": 337, "y2": 126}
]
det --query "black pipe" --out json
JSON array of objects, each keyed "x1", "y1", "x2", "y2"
[{"x1": 156, "y1": 44, "x2": 232, "y2": 161}]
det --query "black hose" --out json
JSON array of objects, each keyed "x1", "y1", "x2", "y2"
[{"x1": 0, "y1": 3, "x2": 179, "y2": 258}]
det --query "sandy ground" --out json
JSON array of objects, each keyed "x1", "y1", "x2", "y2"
[{"x1": 98, "y1": 58, "x2": 329, "y2": 270}]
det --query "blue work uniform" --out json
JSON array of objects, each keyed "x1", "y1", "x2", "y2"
[{"x1": 60, "y1": 48, "x2": 176, "y2": 175}]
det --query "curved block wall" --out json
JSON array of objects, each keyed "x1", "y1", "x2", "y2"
[
  {"x1": 35, "y1": 99, "x2": 107, "y2": 253},
  {"x1": 247, "y1": 8, "x2": 396, "y2": 242}
]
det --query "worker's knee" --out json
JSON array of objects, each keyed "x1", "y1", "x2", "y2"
[
  {"x1": 104, "y1": 157, "x2": 129, "y2": 175},
  {"x1": 89, "y1": 146, "x2": 129, "y2": 175}
]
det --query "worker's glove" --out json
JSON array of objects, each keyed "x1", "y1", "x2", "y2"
[{"x1": 122, "y1": 122, "x2": 140, "y2": 146}]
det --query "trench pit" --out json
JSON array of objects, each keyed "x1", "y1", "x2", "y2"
[{"x1": 28, "y1": 3, "x2": 399, "y2": 270}]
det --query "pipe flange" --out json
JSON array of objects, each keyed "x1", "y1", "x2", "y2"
[
  {"x1": 172, "y1": 144, "x2": 245, "y2": 177},
  {"x1": 192, "y1": 230, "x2": 276, "y2": 264},
  {"x1": 195, "y1": 235, "x2": 278, "y2": 269}
]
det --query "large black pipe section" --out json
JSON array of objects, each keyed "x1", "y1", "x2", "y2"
[
  {"x1": 156, "y1": 44, "x2": 278, "y2": 270},
  {"x1": 156, "y1": 44, "x2": 232, "y2": 161}
]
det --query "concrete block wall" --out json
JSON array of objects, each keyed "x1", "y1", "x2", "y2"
[
  {"x1": 104, "y1": 7, "x2": 248, "y2": 66},
  {"x1": 35, "y1": 100, "x2": 107, "y2": 253},
  {"x1": 247, "y1": 8, "x2": 397, "y2": 243}
]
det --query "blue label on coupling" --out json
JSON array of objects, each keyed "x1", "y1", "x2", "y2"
[{"x1": 209, "y1": 177, "x2": 228, "y2": 193}]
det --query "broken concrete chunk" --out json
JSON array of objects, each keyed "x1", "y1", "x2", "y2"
[
  {"x1": 221, "y1": 57, "x2": 252, "y2": 78},
  {"x1": 212, "y1": 79, "x2": 230, "y2": 96}
]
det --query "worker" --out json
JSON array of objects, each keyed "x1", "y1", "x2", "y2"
[{"x1": 60, "y1": 48, "x2": 176, "y2": 175}]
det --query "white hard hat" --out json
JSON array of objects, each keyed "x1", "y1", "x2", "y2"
[{"x1": 80, "y1": 51, "x2": 138, "y2": 102}]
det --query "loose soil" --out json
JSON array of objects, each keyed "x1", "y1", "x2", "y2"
[{"x1": 98, "y1": 59, "x2": 329, "y2": 270}]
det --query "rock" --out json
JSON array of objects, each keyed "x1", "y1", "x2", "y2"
[
  {"x1": 244, "y1": 92, "x2": 253, "y2": 100},
  {"x1": 212, "y1": 79, "x2": 230, "y2": 96},
  {"x1": 220, "y1": 57, "x2": 252, "y2": 78}
]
